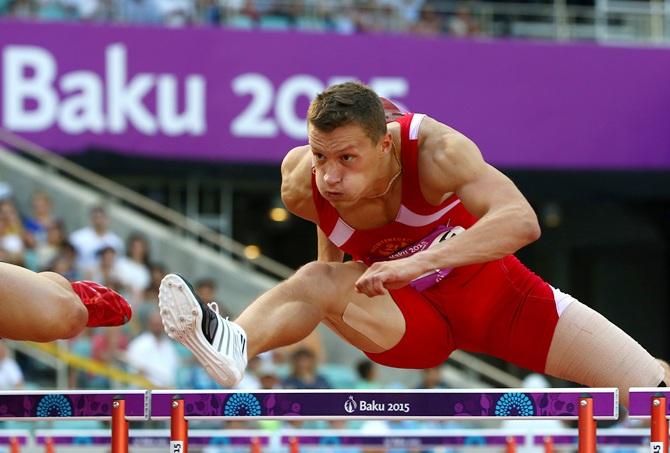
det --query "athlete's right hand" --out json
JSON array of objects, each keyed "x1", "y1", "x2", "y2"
[{"x1": 355, "y1": 258, "x2": 425, "y2": 297}]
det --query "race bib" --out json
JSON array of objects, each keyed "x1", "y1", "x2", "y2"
[{"x1": 387, "y1": 224, "x2": 465, "y2": 292}]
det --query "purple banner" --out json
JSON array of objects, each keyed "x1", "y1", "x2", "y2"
[
  {"x1": 150, "y1": 389, "x2": 617, "y2": 420},
  {"x1": 1, "y1": 20, "x2": 669, "y2": 168},
  {"x1": 628, "y1": 389, "x2": 670, "y2": 417},
  {"x1": 0, "y1": 391, "x2": 147, "y2": 420}
]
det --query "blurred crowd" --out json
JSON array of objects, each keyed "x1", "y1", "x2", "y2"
[{"x1": 0, "y1": 0, "x2": 480, "y2": 38}]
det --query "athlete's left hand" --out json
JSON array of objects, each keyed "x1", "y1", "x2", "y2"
[{"x1": 354, "y1": 258, "x2": 424, "y2": 297}]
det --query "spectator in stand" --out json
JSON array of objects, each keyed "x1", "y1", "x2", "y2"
[
  {"x1": 126, "y1": 307, "x2": 179, "y2": 388},
  {"x1": 0, "y1": 340, "x2": 24, "y2": 390},
  {"x1": 0, "y1": 199, "x2": 34, "y2": 267},
  {"x1": 116, "y1": 233, "x2": 151, "y2": 302},
  {"x1": 7, "y1": 0, "x2": 36, "y2": 17},
  {"x1": 195, "y1": 278, "x2": 232, "y2": 318},
  {"x1": 88, "y1": 326, "x2": 129, "y2": 388},
  {"x1": 235, "y1": 355, "x2": 261, "y2": 389},
  {"x1": 416, "y1": 366, "x2": 449, "y2": 389},
  {"x1": 118, "y1": 0, "x2": 162, "y2": 24},
  {"x1": 282, "y1": 348, "x2": 331, "y2": 389},
  {"x1": 355, "y1": 359, "x2": 380, "y2": 389},
  {"x1": 84, "y1": 246, "x2": 123, "y2": 292},
  {"x1": 47, "y1": 242, "x2": 80, "y2": 281},
  {"x1": 447, "y1": 5, "x2": 479, "y2": 37},
  {"x1": 35, "y1": 220, "x2": 69, "y2": 271},
  {"x1": 23, "y1": 191, "x2": 59, "y2": 246},
  {"x1": 411, "y1": 3, "x2": 443, "y2": 35},
  {"x1": 257, "y1": 360, "x2": 281, "y2": 390},
  {"x1": 69, "y1": 205, "x2": 123, "y2": 271}
]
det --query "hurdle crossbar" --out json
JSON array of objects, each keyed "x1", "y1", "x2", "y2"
[
  {"x1": 0, "y1": 430, "x2": 30, "y2": 447},
  {"x1": 280, "y1": 429, "x2": 527, "y2": 447},
  {"x1": 629, "y1": 388, "x2": 669, "y2": 453},
  {"x1": 532, "y1": 428, "x2": 651, "y2": 446},
  {"x1": 33, "y1": 429, "x2": 271, "y2": 447},
  {"x1": 0, "y1": 390, "x2": 148, "y2": 420},
  {"x1": 151, "y1": 388, "x2": 618, "y2": 420}
]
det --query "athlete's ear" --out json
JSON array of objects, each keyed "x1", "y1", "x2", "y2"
[{"x1": 381, "y1": 132, "x2": 393, "y2": 154}]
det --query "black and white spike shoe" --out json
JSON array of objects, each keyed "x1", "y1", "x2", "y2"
[{"x1": 158, "y1": 273, "x2": 247, "y2": 387}]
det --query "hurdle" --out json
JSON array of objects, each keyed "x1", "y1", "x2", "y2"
[
  {"x1": 0, "y1": 390, "x2": 148, "y2": 453},
  {"x1": 279, "y1": 429, "x2": 527, "y2": 449},
  {"x1": 0, "y1": 430, "x2": 29, "y2": 452},
  {"x1": 152, "y1": 388, "x2": 617, "y2": 453},
  {"x1": 629, "y1": 388, "x2": 670, "y2": 453},
  {"x1": 33, "y1": 429, "x2": 271, "y2": 448},
  {"x1": 532, "y1": 428, "x2": 650, "y2": 450}
]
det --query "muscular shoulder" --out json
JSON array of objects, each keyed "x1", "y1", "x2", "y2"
[
  {"x1": 416, "y1": 116, "x2": 486, "y2": 198},
  {"x1": 281, "y1": 145, "x2": 317, "y2": 222}
]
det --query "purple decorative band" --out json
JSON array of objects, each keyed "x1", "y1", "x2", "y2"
[
  {"x1": 628, "y1": 389, "x2": 670, "y2": 418},
  {"x1": 0, "y1": 391, "x2": 147, "y2": 420},
  {"x1": 150, "y1": 389, "x2": 617, "y2": 420}
]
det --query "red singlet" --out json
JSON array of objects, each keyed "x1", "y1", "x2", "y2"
[{"x1": 311, "y1": 113, "x2": 562, "y2": 373}]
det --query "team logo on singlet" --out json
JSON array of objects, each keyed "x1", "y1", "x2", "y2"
[{"x1": 370, "y1": 237, "x2": 413, "y2": 257}]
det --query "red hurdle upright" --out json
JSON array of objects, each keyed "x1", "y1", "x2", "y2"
[
  {"x1": 651, "y1": 395, "x2": 668, "y2": 453},
  {"x1": 505, "y1": 436, "x2": 517, "y2": 453},
  {"x1": 9, "y1": 437, "x2": 20, "y2": 453},
  {"x1": 111, "y1": 396, "x2": 128, "y2": 453},
  {"x1": 171, "y1": 396, "x2": 189, "y2": 453},
  {"x1": 578, "y1": 396, "x2": 596, "y2": 453}
]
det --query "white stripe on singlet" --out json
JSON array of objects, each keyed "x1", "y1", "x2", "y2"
[
  {"x1": 409, "y1": 114, "x2": 425, "y2": 140},
  {"x1": 328, "y1": 217, "x2": 355, "y2": 247},
  {"x1": 395, "y1": 199, "x2": 461, "y2": 227}
]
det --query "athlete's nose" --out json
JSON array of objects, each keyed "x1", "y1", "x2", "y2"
[{"x1": 323, "y1": 165, "x2": 342, "y2": 185}]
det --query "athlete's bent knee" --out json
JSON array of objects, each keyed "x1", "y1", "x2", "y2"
[
  {"x1": 40, "y1": 289, "x2": 88, "y2": 341},
  {"x1": 292, "y1": 261, "x2": 351, "y2": 308}
]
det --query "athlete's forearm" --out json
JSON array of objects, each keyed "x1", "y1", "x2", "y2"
[{"x1": 414, "y1": 205, "x2": 540, "y2": 270}]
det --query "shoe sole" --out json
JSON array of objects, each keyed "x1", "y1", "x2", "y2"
[{"x1": 158, "y1": 274, "x2": 240, "y2": 387}]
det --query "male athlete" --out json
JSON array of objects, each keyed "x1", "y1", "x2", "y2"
[
  {"x1": 159, "y1": 82, "x2": 667, "y2": 404},
  {"x1": 1, "y1": 262, "x2": 131, "y2": 342}
]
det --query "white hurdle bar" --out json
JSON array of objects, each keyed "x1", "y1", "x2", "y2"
[{"x1": 0, "y1": 390, "x2": 148, "y2": 453}]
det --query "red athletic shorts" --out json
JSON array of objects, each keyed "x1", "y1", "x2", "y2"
[{"x1": 364, "y1": 255, "x2": 560, "y2": 373}]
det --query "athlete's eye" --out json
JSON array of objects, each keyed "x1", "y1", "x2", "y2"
[
  {"x1": 341, "y1": 155, "x2": 355, "y2": 162},
  {"x1": 313, "y1": 153, "x2": 325, "y2": 161}
]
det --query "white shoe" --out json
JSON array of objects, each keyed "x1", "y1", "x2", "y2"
[{"x1": 158, "y1": 273, "x2": 247, "y2": 387}]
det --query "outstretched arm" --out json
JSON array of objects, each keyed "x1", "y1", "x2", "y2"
[{"x1": 355, "y1": 117, "x2": 540, "y2": 296}]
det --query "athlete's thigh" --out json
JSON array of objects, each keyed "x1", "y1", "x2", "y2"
[
  {"x1": 321, "y1": 261, "x2": 406, "y2": 354},
  {"x1": 546, "y1": 298, "x2": 663, "y2": 406}
]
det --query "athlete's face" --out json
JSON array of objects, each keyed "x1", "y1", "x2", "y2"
[{"x1": 309, "y1": 122, "x2": 391, "y2": 205}]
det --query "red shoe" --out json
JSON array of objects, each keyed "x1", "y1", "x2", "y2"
[{"x1": 70, "y1": 281, "x2": 132, "y2": 327}]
